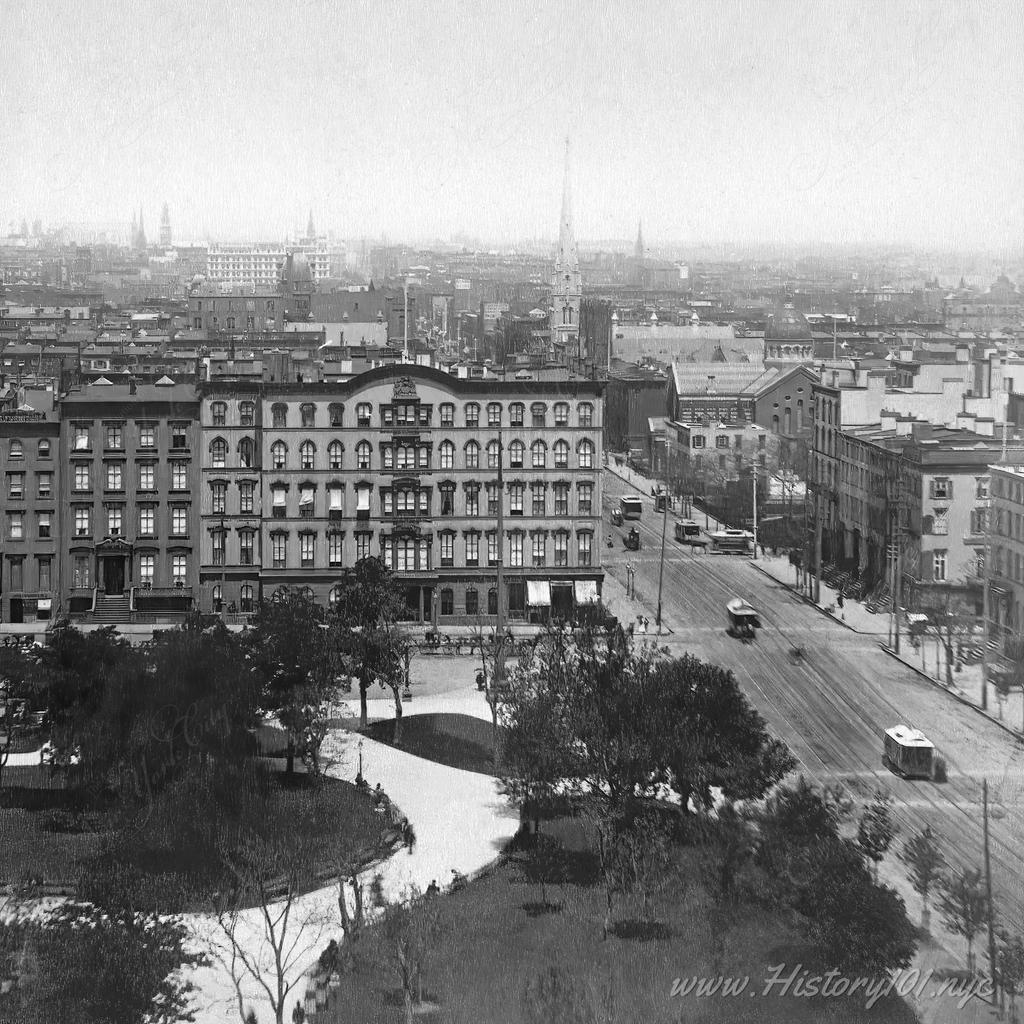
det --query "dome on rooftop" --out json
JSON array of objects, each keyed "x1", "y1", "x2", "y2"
[{"x1": 765, "y1": 306, "x2": 813, "y2": 343}]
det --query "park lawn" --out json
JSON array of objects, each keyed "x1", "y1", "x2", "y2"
[
  {"x1": 364, "y1": 713, "x2": 498, "y2": 776},
  {"x1": 0, "y1": 763, "x2": 391, "y2": 909},
  {"x1": 326, "y1": 816, "x2": 917, "y2": 1024}
]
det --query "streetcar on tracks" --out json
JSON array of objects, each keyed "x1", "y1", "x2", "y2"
[
  {"x1": 619, "y1": 495, "x2": 643, "y2": 520},
  {"x1": 709, "y1": 528, "x2": 754, "y2": 555},
  {"x1": 674, "y1": 519, "x2": 707, "y2": 547},
  {"x1": 883, "y1": 725, "x2": 935, "y2": 780},
  {"x1": 726, "y1": 598, "x2": 760, "y2": 639}
]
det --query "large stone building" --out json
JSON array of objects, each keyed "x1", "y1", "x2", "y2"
[
  {"x1": 196, "y1": 364, "x2": 605, "y2": 624},
  {"x1": 59, "y1": 379, "x2": 199, "y2": 624}
]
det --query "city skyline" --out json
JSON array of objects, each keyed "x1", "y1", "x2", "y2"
[{"x1": 2, "y1": 0, "x2": 1022, "y2": 249}]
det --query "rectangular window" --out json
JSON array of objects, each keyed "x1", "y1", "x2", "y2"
[
  {"x1": 7, "y1": 473, "x2": 22, "y2": 499},
  {"x1": 107, "y1": 506, "x2": 122, "y2": 535},
  {"x1": 577, "y1": 532, "x2": 592, "y2": 567},
  {"x1": 171, "y1": 462, "x2": 188, "y2": 490},
  {"x1": 105, "y1": 463, "x2": 123, "y2": 491},
  {"x1": 299, "y1": 486, "x2": 315, "y2": 518},
  {"x1": 531, "y1": 484, "x2": 545, "y2": 516},
  {"x1": 328, "y1": 532, "x2": 343, "y2": 567},
  {"x1": 37, "y1": 472, "x2": 51, "y2": 498},
  {"x1": 356, "y1": 533, "x2": 371, "y2": 561},
  {"x1": 976, "y1": 476, "x2": 990, "y2": 499},
  {"x1": 578, "y1": 483, "x2": 593, "y2": 515},
  {"x1": 510, "y1": 404, "x2": 524, "y2": 427},
  {"x1": 554, "y1": 532, "x2": 568, "y2": 567},
  {"x1": 272, "y1": 534, "x2": 287, "y2": 568},
  {"x1": 440, "y1": 533, "x2": 454, "y2": 566},
  {"x1": 8, "y1": 513, "x2": 22, "y2": 539},
  {"x1": 239, "y1": 531, "x2": 254, "y2": 565},
  {"x1": 75, "y1": 507, "x2": 91, "y2": 536},
  {"x1": 440, "y1": 404, "x2": 454, "y2": 427},
  {"x1": 932, "y1": 550, "x2": 948, "y2": 581},
  {"x1": 465, "y1": 533, "x2": 479, "y2": 567},
  {"x1": 38, "y1": 556, "x2": 51, "y2": 591},
  {"x1": 212, "y1": 529, "x2": 226, "y2": 566},
  {"x1": 172, "y1": 554, "x2": 187, "y2": 584},
  {"x1": 930, "y1": 478, "x2": 952, "y2": 500},
  {"x1": 300, "y1": 533, "x2": 315, "y2": 568},
  {"x1": 716, "y1": 435, "x2": 730, "y2": 448},
  {"x1": 38, "y1": 513, "x2": 50, "y2": 538},
  {"x1": 356, "y1": 403, "x2": 372, "y2": 427},
  {"x1": 465, "y1": 486, "x2": 479, "y2": 517},
  {"x1": 73, "y1": 425, "x2": 91, "y2": 451},
  {"x1": 138, "y1": 463, "x2": 155, "y2": 490},
  {"x1": 171, "y1": 505, "x2": 188, "y2": 536},
  {"x1": 73, "y1": 555, "x2": 91, "y2": 588},
  {"x1": 692, "y1": 435, "x2": 705, "y2": 449},
  {"x1": 10, "y1": 558, "x2": 22, "y2": 592},
  {"x1": 105, "y1": 424, "x2": 123, "y2": 449},
  {"x1": 465, "y1": 404, "x2": 480, "y2": 428},
  {"x1": 509, "y1": 483, "x2": 524, "y2": 516},
  {"x1": 487, "y1": 532, "x2": 498, "y2": 566},
  {"x1": 532, "y1": 534, "x2": 545, "y2": 566},
  {"x1": 931, "y1": 508, "x2": 949, "y2": 536},
  {"x1": 139, "y1": 555, "x2": 154, "y2": 584},
  {"x1": 171, "y1": 423, "x2": 188, "y2": 450},
  {"x1": 509, "y1": 533, "x2": 523, "y2": 567},
  {"x1": 554, "y1": 483, "x2": 569, "y2": 516},
  {"x1": 139, "y1": 506, "x2": 155, "y2": 535},
  {"x1": 487, "y1": 484, "x2": 499, "y2": 516},
  {"x1": 74, "y1": 464, "x2": 91, "y2": 491},
  {"x1": 240, "y1": 480, "x2": 255, "y2": 514}
]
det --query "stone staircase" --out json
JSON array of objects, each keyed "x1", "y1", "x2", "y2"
[{"x1": 89, "y1": 594, "x2": 131, "y2": 624}]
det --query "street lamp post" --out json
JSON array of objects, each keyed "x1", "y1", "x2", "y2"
[{"x1": 655, "y1": 437, "x2": 669, "y2": 633}]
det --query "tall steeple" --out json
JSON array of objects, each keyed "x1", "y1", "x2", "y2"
[
  {"x1": 635, "y1": 219, "x2": 645, "y2": 261},
  {"x1": 551, "y1": 137, "x2": 582, "y2": 360},
  {"x1": 306, "y1": 209, "x2": 316, "y2": 240},
  {"x1": 159, "y1": 203, "x2": 172, "y2": 246},
  {"x1": 130, "y1": 209, "x2": 138, "y2": 248},
  {"x1": 137, "y1": 206, "x2": 147, "y2": 249}
]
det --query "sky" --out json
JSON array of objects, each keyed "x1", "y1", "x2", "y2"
[{"x1": 1, "y1": 0, "x2": 1022, "y2": 249}]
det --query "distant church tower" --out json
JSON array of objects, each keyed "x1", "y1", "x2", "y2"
[
  {"x1": 130, "y1": 210, "x2": 138, "y2": 248},
  {"x1": 634, "y1": 219, "x2": 644, "y2": 261},
  {"x1": 306, "y1": 209, "x2": 316, "y2": 241},
  {"x1": 550, "y1": 138, "x2": 581, "y2": 358},
  {"x1": 159, "y1": 203, "x2": 172, "y2": 247},
  {"x1": 134, "y1": 206, "x2": 147, "y2": 249}
]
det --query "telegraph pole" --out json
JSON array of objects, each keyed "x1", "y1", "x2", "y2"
[
  {"x1": 655, "y1": 439, "x2": 669, "y2": 633},
  {"x1": 751, "y1": 468, "x2": 758, "y2": 561},
  {"x1": 813, "y1": 491, "x2": 823, "y2": 604},
  {"x1": 983, "y1": 779, "x2": 999, "y2": 1006}
]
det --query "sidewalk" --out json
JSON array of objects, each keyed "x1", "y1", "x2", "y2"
[{"x1": 181, "y1": 714, "x2": 519, "y2": 1023}]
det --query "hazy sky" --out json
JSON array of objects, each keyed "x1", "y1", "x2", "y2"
[{"x1": 2, "y1": 0, "x2": 1022, "y2": 248}]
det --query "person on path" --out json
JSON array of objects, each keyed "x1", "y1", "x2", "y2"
[{"x1": 402, "y1": 818, "x2": 416, "y2": 853}]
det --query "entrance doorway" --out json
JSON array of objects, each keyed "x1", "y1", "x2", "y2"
[{"x1": 102, "y1": 557, "x2": 126, "y2": 596}]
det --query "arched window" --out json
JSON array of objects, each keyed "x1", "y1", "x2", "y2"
[
  {"x1": 271, "y1": 440, "x2": 287, "y2": 469},
  {"x1": 328, "y1": 440, "x2": 343, "y2": 469},
  {"x1": 796, "y1": 400, "x2": 803, "y2": 431},
  {"x1": 329, "y1": 584, "x2": 341, "y2": 609},
  {"x1": 300, "y1": 440, "x2": 316, "y2": 470},
  {"x1": 440, "y1": 587, "x2": 454, "y2": 616},
  {"x1": 238, "y1": 437, "x2": 254, "y2": 468},
  {"x1": 508, "y1": 439, "x2": 525, "y2": 468},
  {"x1": 487, "y1": 402, "x2": 502, "y2": 427},
  {"x1": 465, "y1": 440, "x2": 480, "y2": 469},
  {"x1": 486, "y1": 440, "x2": 500, "y2": 469},
  {"x1": 210, "y1": 437, "x2": 227, "y2": 468},
  {"x1": 356, "y1": 441, "x2": 371, "y2": 471},
  {"x1": 240, "y1": 400, "x2": 255, "y2": 426},
  {"x1": 509, "y1": 402, "x2": 525, "y2": 427},
  {"x1": 464, "y1": 403, "x2": 480, "y2": 427},
  {"x1": 578, "y1": 402, "x2": 594, "y2": 427},
  {"x1": 211, "y1": 401, "x2": 227, "y2": 426},
  {"x1": 440, "y1": 402, "x2": 455, "y2": 427},
  {"x1": 530, "y1": 402, "x2": 546, "y2": 427},
  {"x1": 271, "y1": 403, "x2": 287, "y2": 428},
  {"x1": 553, "y1": 439, "x2": 570, "y2": 468},
  {"x1": 212, "y1": 584, "x2": 223, "y2": 611},
  {"x1": 554, "y1": 402, "x2": 569, "y2": 426},
  {"x1": 8, "y1": 440, "x2": 22, "y2": 459},
  {"x1": 240, "y1": 584, "x2": 254, "y2": 613},
  {"x1": 577, "y1": 439, "x2": 594, "y2": 469},
  {"x1": 488, "y1": 587, "x2": 498, "y2": 615},
  {"x1": 772, "y1": 414, "x2": 780, "y2": 434},
  {"x1": 784, "y1": 408, "x2": 792, "y2": 434},
  {"x1": 531, "y1": 440, "x2": 546, "y2": 468},
  {"x1": 439, "y1": 440, "x2": 454, "y2": 470},
  {"x1": 37, "y1": 439, "x2": 50, "y2": 458},
  {"x1": 328, "y1": 402, "x2": 344, "y2": 427},
  {"x1": 300, "y1": 403, "x2": 315, "y2": 427},
  {"x1": 465, "y1": 587, "x2": 479, "y2": 615}
]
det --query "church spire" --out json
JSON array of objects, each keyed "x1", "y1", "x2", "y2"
[
  {"x1": 306, "y1": 209, "x2": 316, "y2": 240},
  {"x1": 557, "y1": 137, "x2": 578, "y2": 271},
  {"x1": 551, "y1": 137, "x2": 582, "y2": 362},
  {"x1": 635, "y1": 218, "x2": 644, "y2": 260}
]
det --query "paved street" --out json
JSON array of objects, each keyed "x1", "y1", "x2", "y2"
[{"x1": 603, "y1": 469, "x2": 1024, "y2": 934}]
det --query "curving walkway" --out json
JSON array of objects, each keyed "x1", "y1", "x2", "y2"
[{"x1": 179, "y1": 716, "x2": 518, "y2": 1024}]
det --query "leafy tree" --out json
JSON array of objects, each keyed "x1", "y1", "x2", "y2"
[
  {"x1": 247, "y1": 588, "x2": 341, "y2": 774},
  {"x1": 938, "y1": 867, "x2": 988, "y2": 973},
  {"x1": 607, "y1": 810, "x2": 673, "y2": 924},
  {"x1": 897, "y1": 826, "x2": 945, "y2": 932},
  {"x1": 522, "y1": 964, "x2": 597, "y2": 1024},
  {"x1": 857, "y1": 789, "x2": 898, "y2": 881},
  {"x1": 331, "y1": 557, "x2": 405, "y2": 731},
  {"x1": 0, "y1": 902, "x2": 204, "y2": 1024},
  {"x1": 520, "y1": 833, "x2": 566, "y2": 910},
  {"x1": 996, "y1": 929, "x2": 1024, "y2": 1024}
]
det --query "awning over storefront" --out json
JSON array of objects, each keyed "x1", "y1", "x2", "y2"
[
  {"x1": 526, "y1": 580, "x2": 551, "y2": 606},
  {"x1": 574, "y1": 580, "x2": 599, "y2": 604}
]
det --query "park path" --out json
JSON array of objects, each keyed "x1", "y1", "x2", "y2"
[{"x1": 180, "y1": 716, "x2": 518, "y2": 1024}]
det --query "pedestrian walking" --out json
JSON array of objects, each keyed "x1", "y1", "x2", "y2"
[{"x1": 402, "y1": 818, "x2": 416, "y2": 853}]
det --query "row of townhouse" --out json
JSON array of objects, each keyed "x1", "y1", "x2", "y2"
[{"x1": 0, "y1": 365, "x2": 605, "y2": 628}]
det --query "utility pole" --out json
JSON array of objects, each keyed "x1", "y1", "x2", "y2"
[
  {"x1": 751, "y1": 468, "x2": 758, "y2": 561},
  {"x1": 983, "y1": 779, "x2": 1000, "y2": 1007},
  {"x1": 813, "y1": 491, "x2": 823, "y2": 604},
  {"x1": 894, "y1": 461, "x2": 902, "y2": 654},
  {"x1": 655, "y1": 439, "x2": 669, "y2": 633},
  {"x1": 982, "y1": 502, "x2": 991, "y2": 711}
]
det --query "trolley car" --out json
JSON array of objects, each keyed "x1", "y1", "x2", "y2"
[{"x1": 883, "y1": 725, "x2": 935, "y2": 780}]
